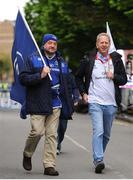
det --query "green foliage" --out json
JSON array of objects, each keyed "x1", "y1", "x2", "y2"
[{"x1": 24, "y1": 0, "x2": 133, "y2": 69}]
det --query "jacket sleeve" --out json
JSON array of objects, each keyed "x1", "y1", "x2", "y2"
[
  {"x1": 19, "y1": 57, "x2": 43, "y2": 86},
  {"x1": 68, "y1": 73, "x2": 79, "y2": 103},
  {"x1": 75, "y1": 60, "x2": 88, "y2": 96},
  {"x1": 112, "y1": 52, "x2": 127, "y2": 86}
]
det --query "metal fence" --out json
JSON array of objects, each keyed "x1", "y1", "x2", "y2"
[{"x1": 0, "y1": 91, "x2": 21, "y2": 109}]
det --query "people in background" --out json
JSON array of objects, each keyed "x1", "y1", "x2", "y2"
[{"x1": 57, "y1": 69, "x2": 79, "y2": 155}]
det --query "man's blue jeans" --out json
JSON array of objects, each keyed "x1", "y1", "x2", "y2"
[{"x1": 89, "y1": 103, "x2": 117, "y2": 162}]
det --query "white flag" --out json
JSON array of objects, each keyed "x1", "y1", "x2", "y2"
[{"x1": 106, "y1": 22, "x2": 116, "y2": 54}]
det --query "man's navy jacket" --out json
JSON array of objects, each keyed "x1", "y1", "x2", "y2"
[{"x1": 19, "y1": 52, "x2": 74, "y2": 119}]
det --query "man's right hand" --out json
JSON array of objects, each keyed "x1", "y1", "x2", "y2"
[
  {"x1": 82, "y1": 93, "x2": 88, "y2": 103},
  {"x1": 41, "y1": 66, "x2": 51, "y2": 78}
]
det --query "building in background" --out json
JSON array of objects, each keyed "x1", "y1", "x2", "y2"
[
  {"x1": 0, "y1": 20, "x2": 14, "y2": 55},
  {"x1": 0, "y1": 20, "x2": 14, "y2": 81}
]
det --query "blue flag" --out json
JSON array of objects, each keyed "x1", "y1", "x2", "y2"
[{"x1": 10, "y1": 10, "x2": 37, "y2": 119}]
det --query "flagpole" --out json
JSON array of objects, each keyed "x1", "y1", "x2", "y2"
[{"x1": 18, "y1": 8, "x2": 52, "y2": 80}]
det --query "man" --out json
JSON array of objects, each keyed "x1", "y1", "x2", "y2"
[
  {"x1": 57, "y1": 70, "x2": 79, "y2": 155},
  {"x1": 76, "y1": 33, "x2": 127, "y2": 173},
  {"x1": 19, "y1": 34, "x2": 74, "y2": 176}
]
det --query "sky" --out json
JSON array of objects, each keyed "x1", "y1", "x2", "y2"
[{"x1": 0, "y1": 0, "x2": 29, "y2": 21}]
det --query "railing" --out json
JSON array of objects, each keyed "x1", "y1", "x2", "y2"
[{"x1": 0, "y1": 91, "x2": 21, "y2": 109}]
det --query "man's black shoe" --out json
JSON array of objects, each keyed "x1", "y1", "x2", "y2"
[
  {"x1": 57, "y1": 143, "x2": 62, "y2": 155},
  {"x1": 44, "y1": 167, "x2": 59, "y2": 176},
  {"x1": 94, "y1": 161, "x2": 105, "y2": 174},
  {"x1": 23, "y1": 155, "x2": 32, "y2": 171},
  {"x1": 56, "y1": 149, "x2": 61, "y2": 155}
]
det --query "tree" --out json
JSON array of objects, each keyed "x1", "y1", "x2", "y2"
[{"x1": 24, "y1": 0, "x2": 133, "y2": 68}]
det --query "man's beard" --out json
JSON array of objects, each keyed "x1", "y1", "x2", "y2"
[{"x1": 44, "y1": 49, "x2": 56, "y2": 57}]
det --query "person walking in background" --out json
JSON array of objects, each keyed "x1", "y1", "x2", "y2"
[
  {"x1": 121, "y1": 55, "x2": 133, "y2": 112},
  {"x1": 19, "y1": 34, "x2": 74, "y2": 176},
  {"x1": 76, "y1": 33, "x2": 127, "y2": 173},
  {"x1": 57, "y1": 69, "x2": 79, "y2": 155}
]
